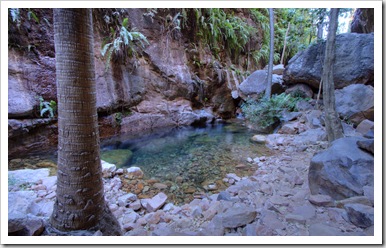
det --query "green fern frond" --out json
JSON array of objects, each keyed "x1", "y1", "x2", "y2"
[
  {"x1": 122, "y1": 17, "x2": 129, "y2": 28},
  {"x1": 101, "y1": 42, "x2": 112, "y2": 57}
]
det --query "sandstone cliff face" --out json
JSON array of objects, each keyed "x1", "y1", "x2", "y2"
[{"x1": 8, "y1": 9, "x2": 249, "y2": 157}]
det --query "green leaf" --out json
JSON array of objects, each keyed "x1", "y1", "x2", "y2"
[
  {"x1": 28, "y1": 10, "x2": 39, "y2": 24},
  {"x1": 101, "y1": 42, "x2": 112, "y2": 56},
  {"x1": 122, "y1": 17, "x2": 129, "y2": 28}
]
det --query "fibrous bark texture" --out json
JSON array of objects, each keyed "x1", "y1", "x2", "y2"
[{"x1": 50, "y1": 8, "x2": 121, "y2": 235}]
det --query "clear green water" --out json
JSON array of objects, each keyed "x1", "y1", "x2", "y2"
[
  {"x1": 101, "y1": 120, "x2": 270, "y2": 197},
  {"x1": 9, "y1": 120, "x2": 270, "y2": 204}
]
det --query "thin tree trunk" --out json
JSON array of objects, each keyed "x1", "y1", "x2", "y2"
[
  {"x1": 265, "y1": 8, "x2": 274, "y2": 99},
  {"x1": 322, "y1": 8, "x2": 344, "y2": 144},
  {"x1": 317, "y1": 22, "x2": 324, "y2": 42},
  {"x1": 280, "y1": 22, "x2": 290, "y2": 65},
  {"x1": 50, "y1": 9, "x2": 121, "y2": 235}
]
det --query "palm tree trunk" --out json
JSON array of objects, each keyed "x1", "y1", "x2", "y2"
[
  {"x1": 322, "y1": 8, "x2": 344, "y2": 144},
  {"x1": 50, "y1": 8, "x2": 121, "y2": 235}
]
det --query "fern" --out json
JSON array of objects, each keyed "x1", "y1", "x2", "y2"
[
  {"x1": 101, "y1": 15, "x2": 149, "y2": 71},
  {"x1": 241, "y1": 93, "x2": 302, "y2": 128},
  {"x1": 39, "y1": 97, "x2": 56, "y2": 118},
  {"x1": 10, "y1": 8, "x2": 21, "y2": 28},
  {"x1": 27, "y1": 9, "x2": 39, "y2": 23}
]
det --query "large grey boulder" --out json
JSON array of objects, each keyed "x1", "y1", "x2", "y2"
[
  {"x1": 309, "y1": 137, "x2": 374, "y2": 200},
  {"x1": 238, "y1": 70, "x2": 284, "y2": 99},
  {"x1": 335, "y1": 84, "x2": 374, "y2": 125},
  {"x1": 283, "y1": 33, "x2": 374, "y2": 90}
]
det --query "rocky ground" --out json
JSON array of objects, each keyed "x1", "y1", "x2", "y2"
[{"x1": 8, "y1": 131, "x2": 374, "y2": 236}]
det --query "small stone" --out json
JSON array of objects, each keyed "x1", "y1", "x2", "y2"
[
  {"x1": 226, "y1": 173, "x2": 241, "y2": 182},
  {"x1": 293, "y1": 175, "x2": 304, "y2": 185},
  {"x1": 202, "y1": 201, "x2": 220, "y2": 221},
  {"x1": 126, "y1": 166, "x2": 144, "y2": 179},
  {"x1": 285, "y1": 214, "x2": 306, "y2": 225},
  {"x1": 118, "y1": 193, "x2": 137, "y2": 207},
  {"x1": 219, "y1": 205, "x2": 257, "y2": 228},
  {"x1": 31, "y1": 184, "x2": 47, "y2": 191},
  {"x1": 308, "y1": 223, "x2": 344, "y2": 236},
  {"x1": 336, "y1": 196, "x2": 373, "y2": 208},
  {"x1": 236, "y1": 164, "x2": 248, "y2": 170},
  {"x1": 207, "y1": 183, "x2": 218, "y2": 191},
  {"x1": 363, "y1": 186, "x2": 374, "y2": 205},
  {"x1": 217, "y1": 191, "x2": 232, "y2": 201},
  {"x1": 253, "y1": 157, "x2": 260, "y2": 163},
  {"x1": 308, "y1": 194, "x2": 334, "y2": 207},
  {"x1": 129, "y1": 200, "x2": 142, "y2": 211},
  {"x1": 141, "y1": 192, "x2": 168, "y2": 212},
  {"x1": 175, "y1": 176, "x2": 184, "y2": 183},
  {"x1": 45, "y1": 191, "x2": 56, "y2": 199},
  {"x1": 136, "y1": 217, "x2": 147, "y2": 226},
  {"x1": 162, "y1": 203, "x2": 175, "y2": 212},
  {"x1": 356, "y1": 119, "x2": 374, "y2": 135},
  {"x1": 247, "y1": 157, "x2": 253, "y2": 163},
  {"x1": 101, "y1": 160, "x2": 116, "y2": 178},
  {"x1": 250, "y1": 135, "x2": 266, "y2": 144},
  {"x1": 115, "y1": 168, "x2": 124, "y2": 175},
  {"x1": 153, "y1": 183, "x2": 168, "y2": 190},
  {"x1": 269, "y1": 195, "x2": 289, "y2": 206},
  {"x1": 142, "y1": 186, "x2": 150, "y2": 193},
  {"x1": 191, "y1": 206, "x2": 203, "y2": 218},
  {"x1": 184, "y1": 187, "x2": 196, "y2": 194},
  {"x1": 282, "y1": 155, "x2": 292, "y2": 161},
  {"x1": 123, "y1": 223, "x2": 135, "y2": 231},
  {"x1": 109, "y1": 204, "x2": 119, "y2": 212}
]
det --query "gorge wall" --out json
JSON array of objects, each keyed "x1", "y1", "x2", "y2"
[{"x1": 8, "y1": 9, "x2": 258, "y2": 158}]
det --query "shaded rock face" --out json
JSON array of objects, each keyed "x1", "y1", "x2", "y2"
[
  {"x1": 350, "y1": 8, "x2": 374, "y2": 34},
  {"x1": 283, "y1": 33, "x2": 374, "y2": 90},
  {"x1": 309, "y1": 137, "x2": 374, "y2": 200},
  {"x1": 8, "y1": 119, "x2": 58, "y2": 158},
  {"x1": 335, "y1": 84, "x2": 374, "y2": 125}
]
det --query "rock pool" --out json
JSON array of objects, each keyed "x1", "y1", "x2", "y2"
[
  {"x1": 101, "y1": 120, "x2": 272, "y2": 203},
  {"x1": 8, "y1": 120, "x2": 272, "y2": 204}
]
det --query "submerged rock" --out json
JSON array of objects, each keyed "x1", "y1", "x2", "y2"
[
  {"x1": 101, "y1": 149, "x2": 133, "y2": 168},
  {"x1": 126, "y1": 167, "x2": 144, "y2": 179},
  {"x1": 250, "y1": 135, "x2": 267, "y2": 144}
]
